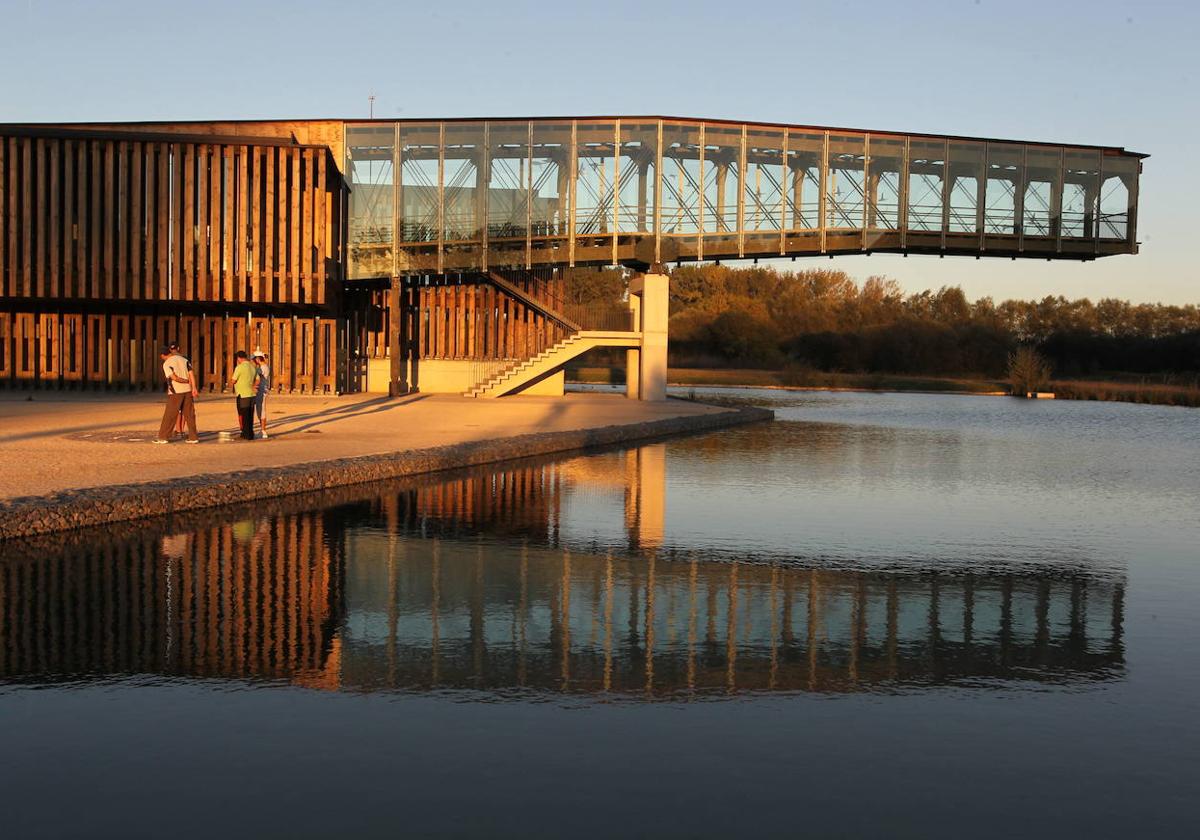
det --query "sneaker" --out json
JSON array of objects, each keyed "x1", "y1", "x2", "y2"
[
  {"x1": 153, "y1": 439, "x2": 169, "y2": 444},
  {"x1": 185, "y1": 439, "x2": 200, "y2": 444},
  {"x1": 260, "y1": 432, "x2": 269, "y2": 440}
]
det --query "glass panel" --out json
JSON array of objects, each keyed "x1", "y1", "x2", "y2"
[
  {"x1": 907, "y1": 139, "x2": 946, "y2": 232},
  {"x1": 398, "y1": 123, "x2": 441, "y2": 244},
  {"x1": 618, "y1": 121, "x2": 657, "y2": 234},
  {"x1": 743, "y1": 127, "x2": 784, "y2": 232},
  {"x1": 826, "y1": 133, "x2": 865, "y2": 229},
  {"x1": 660, "y1": 122, "x2": 702, "y2": 257},
  {"x1": 487, "y1": 121, "x2": 529, "y2": 266},
  {"x1": 785, "y1": 130, "x2": 822, "y2": 230},
  {"x1": 703, "y1": 124, "x2": 741, "y2": 233},
  {"x1": 529, "y1": 121, "x2": 571, "y2": 248},
  {"x1": 948, "y1": 141, "x2": 984, "y2": 233},
  {"x1": 867, "y1": 135, "x2": 903, "y2": 231},
  {"x1": 1098, "y1": 155, "x2": 1136, "y2": 240},
  {"x1": 1023, "y1": 146, "x2": 1061, "y2": 238},
  {"x1": 1062, "y1": 149, "x2": 1100, "y2": 238},
  {"x1": 985, "y1": 143, "x2": 1022, "y2": 235},
  {"x1": 345, "y1": 124, "x2": 395, "y2": 279},
  {"x1": 441, "y1": 123, "x2": 483, "y2": 242},
  {"x1": 574, "y1": 121, "x2": 615, "y2": 237}
]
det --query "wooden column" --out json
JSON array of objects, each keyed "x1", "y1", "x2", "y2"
[{"x1": 388, "y1": 275, "x2": 407, "y2": 395}]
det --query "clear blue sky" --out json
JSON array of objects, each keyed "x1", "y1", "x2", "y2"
[{"x1": 1, "y1": 0, "x2": 1196, "y2": 304}]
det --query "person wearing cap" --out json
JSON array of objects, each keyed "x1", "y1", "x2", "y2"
[
  {"x1": 229, "y1": 350, "x2": 260, "y2": 441},
  {"x1": 156, "y1": 346, "x2": 199, "y2": 444},
  {"x1": 168, "y1": 342, "x2": 197, "y2": 439},
  {"x1": 252, "y1": 349, "x2": 272, "y2": 439}
]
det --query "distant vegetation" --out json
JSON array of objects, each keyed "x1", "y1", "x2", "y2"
[{"x1": 564, "y1": 264, "x2": 1200, "y2": 406}]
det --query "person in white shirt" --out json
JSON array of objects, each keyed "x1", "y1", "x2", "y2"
[
  {"x1": 168, "y1": 342, "x2": 197, "y2": 439},
  {"x1": 155, "y1": 347, "x2": 199, "y2": 443}
]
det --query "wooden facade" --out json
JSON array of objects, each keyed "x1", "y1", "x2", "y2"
[
  {"x1": 0, "y1": 309, "x2": 340, "y2": 392},
  {"x1": 0, "y1": 126, "x2": 349, "y2": 392}
]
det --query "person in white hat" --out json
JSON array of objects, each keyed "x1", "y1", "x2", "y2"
[{"x1": 252, "y1": 349, "x2": 272, "y2": 439}]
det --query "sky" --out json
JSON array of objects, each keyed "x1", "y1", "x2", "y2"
[{"x1": 1, "y1": 0, "x2": 1196, "y2": 304}]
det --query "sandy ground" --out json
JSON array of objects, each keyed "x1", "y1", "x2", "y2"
[{"x1": 0, "y1": 391, "x2": 725, "y2": 500}]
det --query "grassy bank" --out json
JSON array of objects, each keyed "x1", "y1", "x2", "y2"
[
  {"x1": 1051, "y1": 379, "x2": 1200, "y2": 408},
  {"x1": 568, "y1": 365, "x2": 1200, "y2": 407},
  {"x1": 568, "y1": 366, "x2": 1005, "y2": 394}
]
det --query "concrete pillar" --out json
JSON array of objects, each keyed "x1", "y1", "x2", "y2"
[
  {"x1": 629, "y1": 271, "x2": 668, "y2": 401},
  {"x1": 626, "y1": 292, "x2": 641, "y2": 399}
]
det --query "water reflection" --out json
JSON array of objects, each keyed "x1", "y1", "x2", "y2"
[{"x1": 0, "y1": 445, "x2": 1125, "y2": 697}]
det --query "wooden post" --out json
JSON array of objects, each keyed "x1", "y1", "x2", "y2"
[{"x1": 388, "y1": 275, "x2": 406, "y2": 396}]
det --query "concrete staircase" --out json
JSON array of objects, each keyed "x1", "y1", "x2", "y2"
[{"x1": 464, "y1": 330, "x2": 640, "y2": 398}]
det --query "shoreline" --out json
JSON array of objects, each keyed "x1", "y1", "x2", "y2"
[
  {"x1": 665, "y1": 381, "x2": 1009, "y2": 397},
  {"x1": 570, "y1": 366, "x2": 1199, "y2": 407},
  {"x1": 0, "y1": 402, "x2": 771, "y2": 541}
]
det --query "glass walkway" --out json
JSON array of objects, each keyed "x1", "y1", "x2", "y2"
[{"x1": 344, "y1": 116, "x2": 1144, "y2": 278}]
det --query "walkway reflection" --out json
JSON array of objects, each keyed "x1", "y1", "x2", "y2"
[
  {"x1": 339, "y1": 541, "x2": 1124, "y2": 696},
  {"x1": 0, "y1": 445, "x2": 1125, "y2": 697}
]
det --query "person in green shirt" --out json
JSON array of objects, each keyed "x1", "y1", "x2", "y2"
[{"x1": 229, "y1": 351, "x2": 260, "y2": 441}]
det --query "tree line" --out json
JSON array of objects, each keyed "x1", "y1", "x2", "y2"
[{"x1": 650, "y1": 265, "x2": 1200, "y2": 378}]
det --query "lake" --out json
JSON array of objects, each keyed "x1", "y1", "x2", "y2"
[{"x1": 2, "y1": 389, "x2": 1197, "y2": 838}]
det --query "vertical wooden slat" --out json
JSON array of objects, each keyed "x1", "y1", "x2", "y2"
[
  {"x1": 0, "y1": 312, "x2": 11, "y2": 383},
  {"x1": 62, "y1": 313, "x2": 83, "y2": 382},
  {"x1": 0, "y1": 137, "x2": 6, "y2": 298},
  {"x1": 3, "y1": 136, "x2": 13, "y2": 295},
  {"x1": 183, "y1": 144, "x2": 195, "y2": 300},
  {"x1": 90, "y1": 142, "x2": 102, "y2": 300},
  {"x1": 250, "y1": 147, "x2": 262, "y2": 301},
  {"x1": 38, "y1": 313, "x2": 59, "y2": 382},
  {"x1": 157, "y1": 143, "x2": 170, "y2": 300},
  {"x1": 35, "y1": 138, "x2": 46, "y2": 298},
  {"x1": 309, "y1": 149, "x2": 319, "y2": 301},
  {"x1": 110, "y1": 314, "x2": 130, "y2": 387},
  {"x1": 223, "y1": 146, "x2": 234, "y2": 302},
  {"x1": 139, "y1": 144, "x2": 152, "y2": 300},
  {"x1": 74, "y1": 142, "x2": 87, "y2": 299},
  {"x1": 103, "y1": 140, "x2": 115, "y2": 300},
  {"x1": 49, "y1": 140, "x2": 61, "y2": 298},
  {"x1": 130, "y1": 142, "x2": 143, "y2": 299},
  {"x1": 315, "y1": 151, "x2": 326, "y2": 303},
  {"x1": 195, "y1": 145, "x2": 208, "y2": 301},
  {"x1": 265, "y1": 147, "x2": 276, "y2": 303},
  {"x1": 84, "y1": 313, "x2": 106, "y2": 384},
  {"x1": 209, "y1": 145, "x2": 221, "y2": 299},
  {"x1": 296, "y1": 149, "x2": 307, "y2": 300},
  {"x1": 117, "y1": 141, "x2": 128, "y2": 300},
  {"x1": 277, "y1": 148, "x2": 289, "y2": 303},
  {"x1": 290, "y1": 148, "x2": 301, "y2": 304},
  {"x1": 238, "y1": 145, "x2": 249, "y2": 302},
  {"x1": 22, "y1": 138, "x2": 34, "y2": 298},
  {"x1": 456, "y1": 283, "x2": 465, "y2": 358}
]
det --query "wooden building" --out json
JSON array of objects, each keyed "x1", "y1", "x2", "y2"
[{"x1": 0, "y1": 117, "x2": 1146, "y2": 396}]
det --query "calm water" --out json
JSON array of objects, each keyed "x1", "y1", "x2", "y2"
[{"x1": 2, "y1": 390, "x2": 1198, "y2": 838}]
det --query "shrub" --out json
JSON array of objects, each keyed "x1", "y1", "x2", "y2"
[{"x1": 1008, "y1": 346, "x2": 1053, "y2": 396}]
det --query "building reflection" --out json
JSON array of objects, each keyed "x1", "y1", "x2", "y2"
[
  {"x1": 0, "y1": 447, "x2": 1125, "y2": 697},
  {"x1": 0, "y1": 511, "x2": 345, "y2": 688}
]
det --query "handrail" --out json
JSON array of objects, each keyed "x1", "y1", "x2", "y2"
[{"x1": 482, "y1": 271, "x2": 582, "y2": 332}]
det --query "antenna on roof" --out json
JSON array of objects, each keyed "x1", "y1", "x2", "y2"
[{"x1": 368, "y1": 94, "x2": 376, "y2": 119}]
